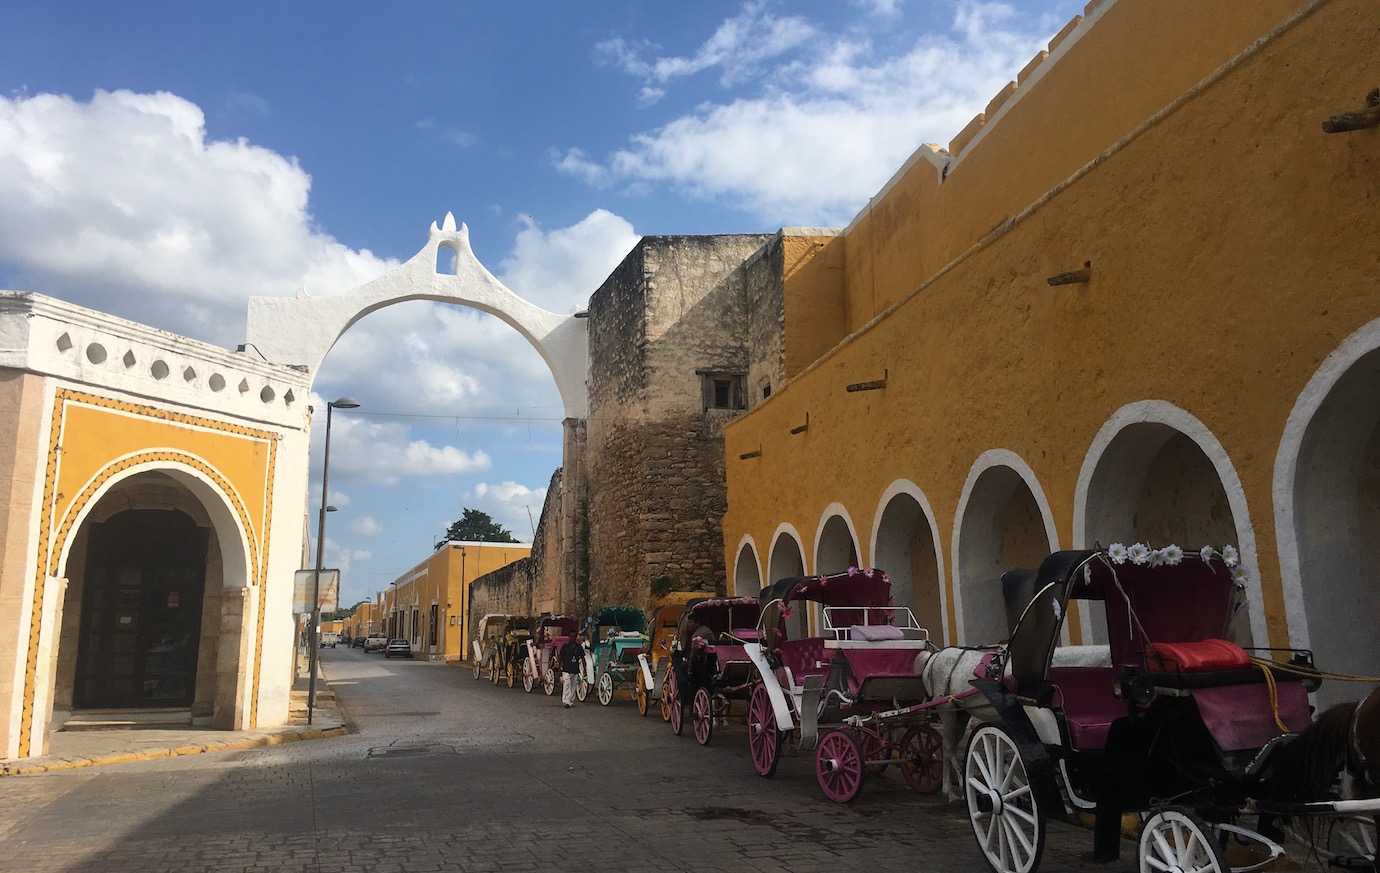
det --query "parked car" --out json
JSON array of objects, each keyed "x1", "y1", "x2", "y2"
[
  {"x1": 364, "y1": 634, "x2": 388, "y2": 653},
  {"x1": 319, "y1": 632, "x2": 338, "y2": 648},
  {"x1": 352, "y1": 636, "x2": 367, "y2": 648},
  {"x1": 385, "y1": 638, "x2": 412, "y2": 659}
]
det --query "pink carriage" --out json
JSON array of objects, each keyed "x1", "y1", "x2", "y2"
[
  {"x1": 665, "y1": 596, "x2": 762, "y2": 744},
  {"x1": 522, "y1": 614, "x2": 580, "y2": 697},
  {"x1": 742, "y1": 568, "x2": 944, "y2": 802}
]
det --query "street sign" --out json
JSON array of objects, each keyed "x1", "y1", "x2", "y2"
[{"x1": 293, "y1": 569, "x2": 339, "y2": 614}]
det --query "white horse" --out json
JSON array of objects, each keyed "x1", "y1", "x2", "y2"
[{"x1": 915, "y1": 646, "x2": 1001, "y2": 802}]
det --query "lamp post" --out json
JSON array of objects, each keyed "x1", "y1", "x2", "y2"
[{"x1": 308, "y1": 396, "x2": 359, "y2": 725}]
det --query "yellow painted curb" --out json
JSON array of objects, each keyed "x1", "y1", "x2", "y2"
[{"x1": 0, "y1": 722, "x2": 346, "y2": 777}]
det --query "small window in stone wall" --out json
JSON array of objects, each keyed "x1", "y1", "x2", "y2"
[{"x1": 699, "y1": 370, "x2": 746, "y2": 411}]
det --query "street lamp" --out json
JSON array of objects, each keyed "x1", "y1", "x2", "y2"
[{"x1": 308, "y1": 396, "x2": 359, "y2": 725}]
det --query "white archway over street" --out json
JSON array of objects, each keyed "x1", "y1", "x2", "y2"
[
  {"x1": 952, "y1": 450, "x2": 1059, "y2": 645},
  {"x1": 1073, "y1": 401, "x2": 1264, "y2": 646},
  {"x1": 244, "y1": 215, "x2": 589, "y2": 417},
  {"x1": 1274, "y1": 320, "x2": 1380, "y2": 708},
  {"x1": 870, "y1": 480, "x2": 948, "y2": 644}
]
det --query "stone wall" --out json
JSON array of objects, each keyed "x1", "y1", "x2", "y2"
[{"x1": 585, "y1": 234, "x2": 772, "y2": 613}]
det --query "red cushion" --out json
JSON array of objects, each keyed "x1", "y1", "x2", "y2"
[
  {"x1": 1146, "y1": 639, "x2": 1250, "y2": 672},
  {"x1": 779, "y1": 639, "x2": 828, "y2": 679}
]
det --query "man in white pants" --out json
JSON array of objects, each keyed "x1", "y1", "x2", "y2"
[{"x1": 559, "y1": 633, "x2": 584, "y2": 708}]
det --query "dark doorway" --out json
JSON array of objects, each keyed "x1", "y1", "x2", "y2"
[{"x1": 75, "y1": 509, "x2": 209, "y2": 709}]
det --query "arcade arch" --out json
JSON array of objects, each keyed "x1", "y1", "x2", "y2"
[
  {"x1": 870, "y1": 481, "x2": 947, "y2": 644},
  {"x1": 953, "y1": 450, "x2": 1058, "y2": 644},
  {"x1": 1275, "y1": 323, "x2": 1380, "y2": 708},
  {"x1": 768, "y1": 524, "x2": 808, "y2": 639},
  {"x1": 733, "y1": 536, "x2": 762, "y2": 595},
  {"x1": 1074, "y1": 401, "x2": 1261, "y2": 645}
]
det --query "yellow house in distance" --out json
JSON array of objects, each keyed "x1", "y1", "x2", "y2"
[{"x1": 381, "y1": 541, "x2": 530, "y2": 662}]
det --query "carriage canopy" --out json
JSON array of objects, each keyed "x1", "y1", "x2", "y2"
[{"x1": 678, "y1": 597, "x2": 762, "y2": 646}]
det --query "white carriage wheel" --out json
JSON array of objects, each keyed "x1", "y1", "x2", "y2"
[
  {"x1": 1138, "y1": 807, "x2": 1228, "y2": 873},
  {"x1": 965, "y1": 724, "x2": 1046, "y2": 873},
  {"x1": 543, "y1": 663, "x2": 557, "y2": 696},
  {"x1": 576, "y1": 672, "x2": 589, "y2": 702},
  {"x1": 522, "y1": 660, "x2": 535, "y2": 693},
  {"x1": 472, "y1": 657, "x2": 482, "y2": 680},
  {"x1": 597, "y1": 672, "x2": 614, "y2": 706}
]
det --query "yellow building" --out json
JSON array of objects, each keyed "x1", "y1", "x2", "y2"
[
  {"x1": 381, "y1": 541, "x2": 530, "y2": 662},
  {"x1": 721, "y1": 0, "x2": 1379, "y2": 709},
  {"x1": 342, "y1": 602, "x2": 379, "y2": 639}
]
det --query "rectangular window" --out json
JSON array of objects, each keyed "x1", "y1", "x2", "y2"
[
  {"x1": 698, "y1": 371, "x2": 746, "y2": 411},
  {"x1": 428, "y1": 605, "x2": 438, "y2": 648}
]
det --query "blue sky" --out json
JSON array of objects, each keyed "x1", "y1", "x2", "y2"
[{"x1": 0, "y1": 0, "x2": 1073, "y2": 605}]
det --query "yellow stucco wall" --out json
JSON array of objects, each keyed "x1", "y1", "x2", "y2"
[
  {"x1": 724, "y1": 0, "x2": 1378, "y2": 649},
  {"x1": 385, "y1": 542, "x2": 530, "y2": 661}
]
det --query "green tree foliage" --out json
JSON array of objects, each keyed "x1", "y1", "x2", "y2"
[{"x1": 437, "y1": 507, "x2": 518, "y2": 548}]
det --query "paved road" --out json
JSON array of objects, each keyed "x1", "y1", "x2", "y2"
[{"x1": 0, "y1": 649, "x2": 1121, "y2": 873}]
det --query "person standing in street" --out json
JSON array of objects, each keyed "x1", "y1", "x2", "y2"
[{"x1": 559, "y1": 632, "x2": 584, "y2": 708}]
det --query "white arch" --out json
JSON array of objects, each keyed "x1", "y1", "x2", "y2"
[
  {"x1": 1275, "y1": 317, "x2": 1380, "y2": 651},
  {"x1": 869, "y1": 479, "x2": 948, "y2": 643},
  {"x1": 812, "y1": 502, "x2": 861, "y2": 574},
  {"x1": 767, "y1": 522, "x2": 808, "y2": 583},
  {"x1": 951, "y1": 449, "x2": 1060, "y2": 644},
  {"x1": 244, "y1": 215, "x2": 591, "y2": 418},
  {"x1": 1073, "y1": 401, "x2": 1265, "y2": 646},
  {"x1": 731, "y1": 534, "x2": 762, "y2": 596},
  {"x1": 53, "y1": 454, "x2": 254, "y2": 591}
]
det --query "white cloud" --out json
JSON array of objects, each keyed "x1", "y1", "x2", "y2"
[
  {"x1": 349, "y1": 515, "x2": 382, "y2": 537},
  {"x1": 466, "y1": 480, "x2": 548, "y2": 538},
  {"x1": 853, "y1": 0, "x2": 903, "y2": 18},
  {"x1": 329, "y1": 489, "x2": 350, "y2": 507},
  {"x1": 324, "y1": 536, "x2": 372, "y2": 575},
  {"x1": 551, "y1": 147, "x2": 610, "y2": 187},
  {"x1": 0, "y1": 89, "x2": 394, "y2": 344},
  {"x1": 308, "y1": 392, "x2": 491, "y2": 485},
  {"x1": 563, "y1": 1, "x2": 1060, "y2": 224},
  {"x1": 498, "y1": 209, "x2": 640, "y2": 313},
  {"x1": 598, "y1": 2, "x2": 816, "y2": 89}
]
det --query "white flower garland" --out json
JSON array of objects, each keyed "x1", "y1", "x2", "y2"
[{"x1": 1106, "y1": 542, "x2": 1239, "y2": 580}]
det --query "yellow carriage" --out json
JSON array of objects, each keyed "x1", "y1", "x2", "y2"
[{"x1": 635, "y1": 591, "x2": 717, "y2": 719}]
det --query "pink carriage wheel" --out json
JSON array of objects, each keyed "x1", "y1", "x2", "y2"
[
  {"x1": 748, "y1": 683, "x2": 781, "y2": 777},
  {"x1": 816, "y1": 729, "x2": 865, "y2": 803},
  {"x1": 899, "y1": 725, "x2": 945, "y2": 794},
  {"x1": 693, "y1": 687, "x2": 713, "y2": 745}
]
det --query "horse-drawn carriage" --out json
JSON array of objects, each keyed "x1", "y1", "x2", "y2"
[
  {"x1": 524, "y1": 614, "x2": 580, "y2": 697},
  {"x1": 953, "y1": 547, "x2": 1380, "y2": 873},
  {"x1": 585, "y1": 606, "x2": 648, "y2": 706},
  {"x1": 666, "y1": 596, "x2": 763, "y2": 744},
  {"x1": 494, "y1": 616, "x2": 533, "y2": 688},
  {"x1": 471, "y1": 613, "x2": 510, "y2": 682},
  {"x1": 636, "y1": 591, "x2": 717, "y2": 719},
  {"x1": 741, "y1": 568, "x2": 941, "y2": 801}
]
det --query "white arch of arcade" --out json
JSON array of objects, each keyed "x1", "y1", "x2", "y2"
[
  {"x1": 870, "y1": 480, "x2": 948, "y2": 644},
  {"x1": 242, "y1": 214, "x2": 589, "y2": 418},
  {"x1": 1275, "y1": 319, "x2": 1380, "y2": 709}
]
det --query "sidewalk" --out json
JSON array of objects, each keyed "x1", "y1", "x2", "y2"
[{"x1": 1, "y1": 664, "x2": 348, "y2": 777}]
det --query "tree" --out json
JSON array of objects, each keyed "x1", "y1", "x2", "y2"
[{"x1": 437, "y1": 507, "x2": 518, "y2": 548}]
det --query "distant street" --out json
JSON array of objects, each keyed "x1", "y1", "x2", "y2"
[{"x1": 0, "y1": 648, "x2": 1115, "y2": 872}]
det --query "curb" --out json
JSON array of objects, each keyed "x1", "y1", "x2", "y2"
[{"x1": 0, "y1": 724, "x2": 348, "y2": 778}]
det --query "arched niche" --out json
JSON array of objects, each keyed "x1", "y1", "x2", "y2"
[
  {"x1": 953, "y1": 451, "x2": 1058, "y2": 644},
  {"x1": 870, "y1": 481, "x2": 947, "y2": 643},
  {"x1": 767, "y1": 524, "x2": 807, "y2": 639},
  {"x1": 1275, "y1": 328, "x2": 1380, "y2": 709},
  {"x1": 1075, "y1": 401, "x2": 1261, "y2": 645},
  {"x1": 732, "y1": 536, "x2": 762, "y2": 596}
]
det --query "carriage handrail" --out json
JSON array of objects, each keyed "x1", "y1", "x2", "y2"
[{"x1": 821, "y1": 605, "x2": 928, "y2": 642}]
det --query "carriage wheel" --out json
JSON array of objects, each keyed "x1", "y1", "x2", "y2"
[
  {"x1": 472, "y1": 658, "x2": 482, "y2": 680},
  {"x1": 899, "y1": 725, "x2": 945, "y2": 794},
  {"x1": 598, "y1": 672, "x2": 614, "y2": 707},
  {"x1": 864, "y1": 730, "x2": 891, "y2": 774},
  {"x1": 669, "y1": 675, "x2": 685, "y2": 736},
  {"x1": 1138, "y1": 808, "x2": 1228, "y2": 873},
  {"x1": 659, "y1": 666, "x2": 674, "y2": 723},
  {"x1": 748, "y1": 683, "x2": 782, "y2": 778},
  {"x1": 507, "y1": 661, "x2": 517, "y2": 689},
  {"x1": 635, "y1": 670, "x2": 650, "y2": 716},
  {"x1": 543, "y1": 663, "x2": 557, "y2": 696},
  {"x1": 965, "y1": 724, "x2": 1045, "y2": 873},
  {"x1": 816, "y1": 729, "x2": 865, "y2": 803},
  {"x1": 576, "y1": 673, "x2": 590, "y2": 703},
  {"x1": 522, "y1": 660, "x2": 535, "y2": 693},
  {"x1": 491, "y1": 659, "x2": 502, "y2": 685},
  {"x1": 1323, "y1": 816, "x2": 1376, "y2": 867},
  {"x1": 692, "y1": 687, "x2": 713, "y2": 746}
]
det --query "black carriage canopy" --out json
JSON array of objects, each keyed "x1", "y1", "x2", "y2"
[
  {"x1": 678, "y1": 596, "x2": 762, "y2": 646},
  {"x1": 758, "y1": 567, "x2": 894, "y2": 626},
  {"x1": 1005, "y1": 548, "x2": 1242, "y2": 687},
  {"x1": 536, "y1": 615, "x2": 580, "y2": 638}
]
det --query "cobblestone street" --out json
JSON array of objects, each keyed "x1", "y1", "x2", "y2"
[{"x1": 0, "y1": 649, "x2": 1124, "y2": 873}]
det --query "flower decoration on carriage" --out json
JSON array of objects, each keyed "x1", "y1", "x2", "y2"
[
  {"x1": 1126, "y1": 542, "x2": 1152, "y2": 565},
  {"x1": 1107, "y1": 542, "x2": 1129, "y2": 564}
]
